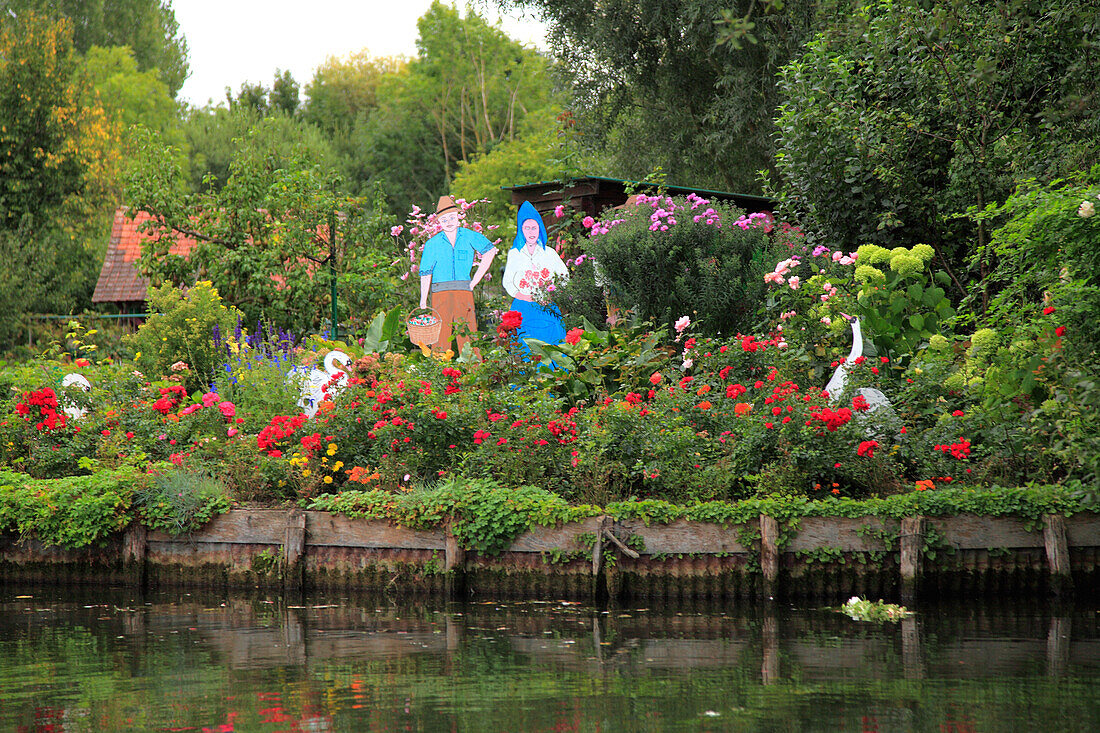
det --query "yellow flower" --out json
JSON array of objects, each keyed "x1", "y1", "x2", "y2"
[
  {"x1": 302, "y1": 469, "x2": 311, "y2": 477},
  {"x1": 135, "y1": 351, "x2": 142, "y2": 359},
  {"x1": 333, "y1": 461, "x2": 344, "y2": 470},
  {"x1": 323, "y1": 476, "x2": 333, "y2": 484},
  {"x1": 327, "y1": 443, "x2": 337, "y2": 452}
]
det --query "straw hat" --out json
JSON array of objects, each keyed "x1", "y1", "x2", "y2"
[{"x1": 435, "y1": 195, "x2": 458, "y2": 216}]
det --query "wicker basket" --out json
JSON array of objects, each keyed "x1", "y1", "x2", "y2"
[{"x1": 406, "y1": 308, "x2": 441, "y2": 347}]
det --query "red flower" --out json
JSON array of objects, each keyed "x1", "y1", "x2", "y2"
[
  {"x1": 74, "y1": 358, "x2": 90, "y2": 367},
  {"x1": 500, "y1": 310, "x2": 523, "y2": 331},
  {"x1": 952, "y1": 410, "x2": 964, "y2": 417},
  {"x1": 101, "y1": 429, "x2": 111, "y2": 437},
  {"x1": 566, "y1": 327, "x2": 584, "y2": 345},
  {"x1": 650, "y1": 372, "x2": 663, "y2": 385},
  {"x1": 125, "y1": 431, "x2": 134, "y2": 439},
  {"x1": 1055, "y1": 326, "x2": 1066, "y2": 337},
  {"x1": 1043, "y1": 306, "x2": 1055, "y2": 315},
  {"x1": 683, "y1": 337, "x2": 696, "y2": 350},
  {"x1": 625, "y1": 392, "x2": 642, "y2": 405},
  {"x1": 852, "y1": 395, "x2": 870, "y2": 412},
  {"x1": 726, "y1": 383, "x2": 746, "y2": 399},
  {"x1": 753, "y1": 380, "x2": 764, "y2": 389},
  {"x1": 857, "y1": 440, "x2": 879, "y2": 458}
]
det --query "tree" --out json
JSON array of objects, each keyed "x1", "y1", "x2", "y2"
[
  {"x1": 125, "y1": 123, "x2": 392, "y2": 334},
  {"x1": 183, "y1": 106, "x2": 336, "y2": 193},
  {"x1": 498, "y1": 0, "x2": 827, "y2": 194},
  {"x1": 773, "y1": 0, "x2": 1100, "y2": 309},
  {"x1": 0, "y1": 13, "x2": 121, "y2": 238},
  {"x1": 303, "y1": 52, "x2": 405, "y2": 136},
  {"x1": 5, "y1": 0, "x2": 189, "y2": 95},
  {"x1": 84, "y1": 45, "x2": 182, "y2": 141},
  {"x1": 349, "y1": 1, "x2": 558, "y2": 216}
]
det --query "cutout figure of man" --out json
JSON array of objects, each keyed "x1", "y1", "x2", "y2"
[{"x1": 419, "y1": 196, "x2": 498, "y2": 354}]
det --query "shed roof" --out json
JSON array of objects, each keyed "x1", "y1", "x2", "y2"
[{"x1": 92, "y1": 208, "x2": 197, "y2": 303}]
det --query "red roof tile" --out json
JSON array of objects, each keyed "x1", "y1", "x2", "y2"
[{"x1": 92, "y1": 207, "x2": 198, "y2": 304}]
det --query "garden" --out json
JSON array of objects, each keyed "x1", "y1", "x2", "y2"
[{"x1": 1, "y1": 173, "x2": 1097, "y2": 553}]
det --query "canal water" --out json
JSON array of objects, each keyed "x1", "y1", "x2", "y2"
[{"x1": 1, "y1": 586, "x2": 1098, "y2": 732}]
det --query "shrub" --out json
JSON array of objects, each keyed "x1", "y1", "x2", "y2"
[
  {"x1": 133, "y1": 466, "x2": 231, "y2": 535},
  {"x1": 558, "y1": 193, "x2": 769, "y2": 336},
  {"x1": 125, "y1": 281, "x2": 243, "y2": 392}
]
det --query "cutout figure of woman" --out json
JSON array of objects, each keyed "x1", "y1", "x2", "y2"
[{"x1": 503, "y1": 201, "x2": 569, "y2": 355}]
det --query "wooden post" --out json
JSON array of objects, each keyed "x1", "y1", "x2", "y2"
[
  {"x1": 444, "y1": 519, "x2": 465, "y2": 599},
  {"x1": 900, "y1": 516, "x2": 925, "y2": 604},
  {"x1": 122, "y1": 522, "x2": 147, "y2": 563},
  {"x1": 1047, "y1": 615, "x2": 1070, "y2": 678},
  {"x1": 761, "y1": 613, "x2": 779, "y2": 684},
  {"x1": 901, "y1": 614, "x2": 923, "y2": 680},
  {"x1": 1043, "y1": 514, "x2": 1073, "y2": 596},
  {"x1": 122, "y1": 522, "x2": 147, "y2": 587},
  {"x1": 759, "y1": 514, "x2": 779, "y2": 599},
  {"x1": 284, "y1": 510, "x2": 306, "y2": 590}
]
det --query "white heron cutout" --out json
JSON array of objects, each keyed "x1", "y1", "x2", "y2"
[
  {"x1": 292, "y1": 350, "x2": 351, "y2": 417},
  {"x1": 60, "y1": 373, "x2": 92, "y2": 420},
  {"x1": 824, "y1": 319, "x2": 892, "y2": 415}
]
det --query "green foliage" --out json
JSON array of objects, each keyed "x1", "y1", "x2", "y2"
[
  {"x1": 84, "y1": 45, "x2": 183, "y2": 147},
  {"x1": 0, "y1": 467, "x2": 146, "y2": 547},
  {"x1": 181, "y1": 106, "x2": 336, "y2": 193},
  {"x1": 503, "y1": 0, "x2": 826, "y2": 194},
  {"x1": 838, "y1": 596, "x2": 911, "y2": 623},
  {"x1": 124, "y1": 282, "x2": 243, "y2": 392},
  {"x1": 6, "y1": 0, "x2": 190, "y2": 96},
  {"x1": 0, "y1": 12, "x2": 90, "y2": 230},
  {"x1": 773, "y1": 0, "x2": 1099, "y2": 295},
  {"x1": 569, "y1": 195, "x2": 768, "y2": 336},
  {"x1": 451, "y1": 111, "x2": 576, "y2": 241},
  {"x1": 127, "y1": 120, "x2": 392, "y2": 334},
  {"x1": 303, "y1": 52, "x2": 404, "y2": 136},
  {"x1": 307, "y1": 477, "x2": 600, "y2": 555},
  {"x1": 348, "y1": 2, "x2": 557, "y2": 216},
  {"x1": 133, "y1": 466, "x2": 231, "y2": 535}
]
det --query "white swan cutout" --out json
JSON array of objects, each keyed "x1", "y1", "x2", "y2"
[
  {"x1": 60, "y1": 373, "x2": 92, "y2": 420},
  {"x1": 291, "y1": 350, "x2": 351, "y2": 417},
  {"x1": 824, "y1": 319, "x2": 892, "y2": 414}
]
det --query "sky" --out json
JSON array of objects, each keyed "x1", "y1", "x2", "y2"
[{"x1": 175, "y1": 1, "x2": 548, "y2": 108}]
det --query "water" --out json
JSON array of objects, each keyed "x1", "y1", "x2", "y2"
[{"x1": 1, "y1": 586, "x2": 1098, "y2": 732}]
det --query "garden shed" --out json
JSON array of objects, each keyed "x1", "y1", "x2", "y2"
[
  {"x1": 504, "y1": 176, "x2": 776, "y2": 223},
  {"x1": 91, "y1": 207, "x2": 197, "y2": 311}
]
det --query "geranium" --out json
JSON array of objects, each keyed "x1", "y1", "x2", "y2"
[
  {"x1": 218, "y1": 401, "x2": 236, "y2": 418},
  {"x1": 566, "y1": 327, "x2": 584, "y2": 345},
  {"x1": 201, "y1": 392, "x2": 220, "y2": 407},
  {"x1": 852, "y1": 394, "x2": 870, "y2": 412}
]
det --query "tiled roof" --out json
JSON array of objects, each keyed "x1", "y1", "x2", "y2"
[{"x1": 92, "y1": 207, "x2": 197, "y2": 303}]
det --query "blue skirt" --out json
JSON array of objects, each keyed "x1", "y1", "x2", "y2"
[{"x1": 510, "y1": 298, "x2": 566, "y2": 357}]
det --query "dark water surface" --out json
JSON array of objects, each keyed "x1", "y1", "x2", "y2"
[{"x1": 1, "y1": 585, "x2": 1098, "y2": 732}]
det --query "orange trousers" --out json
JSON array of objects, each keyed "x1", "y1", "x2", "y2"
[{"x1": 432, "y1": 289, "x2": 478, "y2": 355}]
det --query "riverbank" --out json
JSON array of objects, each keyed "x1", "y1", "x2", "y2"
[{"x1": 3, "y1": 502, "x2": 1097, "y2": 603}]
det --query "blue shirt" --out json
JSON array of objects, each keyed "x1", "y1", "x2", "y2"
[{"x1": 420, "y1": 228, "x2": 495, "y2": 282}]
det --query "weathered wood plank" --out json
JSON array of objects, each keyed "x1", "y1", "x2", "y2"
[
  {"x1": 1065, "y1": 514, "x2": 1100, "y2": 547},
  {"x1": 507, "y1": 517, "x2": 604, "y2": 552},
  {"x1": 305, "y1": 512, "x2": 445, "y2": 550},
  {"x1": 928, "y1": 514, "x2": 1042, "y2": 549},
  {"x1": 147, "y1": 509, "x2": 288, "y2": 545},
  {"x1": 615, "y1": 519, "x2": 748, "y2": 555},
  {"x1": 786, "y1": 516, "x2": 894, "y2": 552}
]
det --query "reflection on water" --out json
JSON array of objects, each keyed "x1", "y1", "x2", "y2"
[{"x1": 0, "y1": 585, "x2": 1098, "y2": 732}]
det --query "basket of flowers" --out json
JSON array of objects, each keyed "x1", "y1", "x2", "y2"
[{"x1": 406, "y1": 308, "x2": 441, "y2": 347}]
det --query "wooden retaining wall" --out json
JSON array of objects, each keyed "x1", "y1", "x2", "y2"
[{"x1": 1, "y1": 510, "x2": 1097, "y2": 601}]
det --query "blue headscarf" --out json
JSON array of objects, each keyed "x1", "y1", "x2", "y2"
[{"x1": 512, "y1": 200, "x2": 548, "y2": 251}]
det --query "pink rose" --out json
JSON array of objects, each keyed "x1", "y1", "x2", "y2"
[
  {"x1": 202, "y1": 392, "x2": 220, "y2": 407},
  {"x1": 582, "y1": 216, "x2": 595, "y2": 228},
  {"x1": 227, "y1": 428, "x2": 239, "y2": 438},
  {"x1": 218, "y1": 401, "x2": 236, "y2": 418}
]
